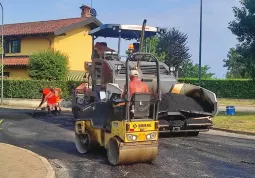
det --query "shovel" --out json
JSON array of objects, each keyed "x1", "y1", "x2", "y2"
[
  {"x1": 32, "y1": 107, "x2": 40, "y2": 118},
  {"x1": 32, "y1": 101, "x2": 46, "y2": 118}
]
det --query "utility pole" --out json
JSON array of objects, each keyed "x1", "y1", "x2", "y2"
[
  {"x1": 198, "y1": 0, "x2": 203, "y2": 86},
  {"x1": 0, "y1": 3, "x2": 3, "y2": 105}
]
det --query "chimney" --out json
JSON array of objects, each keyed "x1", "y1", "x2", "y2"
[{"x1": 80, "y1": 5, "x2": 91, "y2": 18}]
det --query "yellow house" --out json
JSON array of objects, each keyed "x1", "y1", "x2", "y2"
[{"x1": 1, "y1": 5, "x2": 102, "y2": 79}]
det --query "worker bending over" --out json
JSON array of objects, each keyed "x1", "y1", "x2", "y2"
[
  {"x1": 39, "y1": 88, "x2": 58, "y2": 116},
  {"x1": 121, "y1": 70, "x2": 149, "y2": 99}
]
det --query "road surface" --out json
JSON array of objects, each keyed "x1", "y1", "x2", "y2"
[{"x1": 0, "y1": 108, "x2": 254, "y2": 178}]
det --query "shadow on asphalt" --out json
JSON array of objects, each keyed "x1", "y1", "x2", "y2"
[
  {"x1": 33, "y1": 112, "x2": 75, "y2": 132},
  {"x1": 0, "y1": 107, "x2": 75, "y2": 131},
  {"x1": 0, "y1": 107, "x2": 110, "y2": 164},
  {"x1": 37, "y1": 139, "x2": 83, "y2": 156},
  {"x1": 159, "y1": 132, "x2": 197, "y2": 138},
  {"x1": 1, "y1": 107, "x2": 199, "y2": 139},
  {"x1": 37, "y1": 139, "x2": 109, "y2": 164}
]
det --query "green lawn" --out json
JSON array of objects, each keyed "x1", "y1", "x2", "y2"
[
  {"x1": 213, "y1": 112, "x2": 255, "y2": 133},
  {"x1": 0, "y1": 119, "x2": 3, "y2": 130},
  {"x1": 218, "y1": 98, "x2": 255, "y2": 107}
]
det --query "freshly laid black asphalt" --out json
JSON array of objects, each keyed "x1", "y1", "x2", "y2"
[
  {"x1": 0, "y1": 107, "x2": 254, "y2": 178},
  {"x1": 159, "y1": 93, "x2": 207, "y2": 112}
]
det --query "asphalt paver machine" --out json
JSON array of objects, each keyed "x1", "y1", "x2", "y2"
[{"x1": 72, "y1": 19, "x2": 218, "y2": 139}]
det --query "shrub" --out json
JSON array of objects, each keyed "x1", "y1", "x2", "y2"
[
  {"x1": 0, "y1": 79, "x2": 255, "y2": 99},
  {"x1": 0, "y1": 64, "x2": 3, "y2": 73},
  {"x1": 178, "y1": 78, "x2": 255, "y2": 99},
  {"x1": 28, "y1": 50, "x2": 69, "y2": 80},
  {"x1": 0, "y1": 80, "x2": 83, "y2": 100}
]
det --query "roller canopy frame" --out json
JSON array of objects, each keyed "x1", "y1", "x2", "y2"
[
  {"x1": 88, "y1": 24, "x2": 167, "y2": 40},
  {"x1": 125, "y1": 52, "x2": 161, "y2": 121}
]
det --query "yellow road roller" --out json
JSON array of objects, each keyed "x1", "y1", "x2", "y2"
[{"x1": 74, "y1": 51, "x2": 161, "y2": 166}]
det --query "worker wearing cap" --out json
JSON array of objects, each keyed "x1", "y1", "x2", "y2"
[
  {"x1": 39, "y1": 88, "x2": 57, "y2": 115},
  {"x1": 121, "y1": 70, "x2": 149, "y2": 99}
]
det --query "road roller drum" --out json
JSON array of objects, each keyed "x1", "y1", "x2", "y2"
[{"x1": 107, "y1": 137, "x2": 158, "y2": 165}]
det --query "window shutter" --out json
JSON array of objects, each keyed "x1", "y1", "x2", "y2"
[
  {"x1": 4, "y1": 40, "x2": 9, "y2": 53},
  {"x1": 10, "y1": 40, "x2": 14, "y2": 53},
  {"x1": 17, "y1": 39, "x2": 21, "y2": 53}
]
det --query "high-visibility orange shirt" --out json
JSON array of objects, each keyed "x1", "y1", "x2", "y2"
[
  {"x1": 43, "y1": 88, "x2": 56, "y2": 104},
  {"x1": 122, "y1": 78, "x2": 149, "y2": 98},
  {"x1": 53, "y1": 88, "x2": 62, "y2": 103}
]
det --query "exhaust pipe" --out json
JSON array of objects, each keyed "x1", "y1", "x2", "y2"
[
  {"x1": 136, "y1": 19, "x2": 147, "y2": 70},
  {"x1": 139, "y1": 19, "x2": 147, "y2": 52}
]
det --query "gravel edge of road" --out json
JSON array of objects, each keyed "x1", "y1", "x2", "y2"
[
  {"x1": 212, "y1": 127, "x2": 255, "y2": 136},
  {"x1": 0, "y1": 143, "x2": 56, "y2": 178}
]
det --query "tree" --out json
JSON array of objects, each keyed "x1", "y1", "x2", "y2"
[
  {"x1": 145, "y1": 36, "x2": 165, "y2": 62},
  {"x1": 228, "y1": 0, "x2": 255, "y2": 79},
  {"x1": 156, "y1": 28, "x2": 191, "y2": 69},
  {"x1": 223, "y1": 47, "x2": 249, "y2": 78},
  {"x1": 143, "y1": 28, "x2": 213, "y2": 78},
  {"x1": 179, "y1": 60, "x2": 215, "y2": 79},
  {"x1": 28, "y1": 50, "x2": 69, "y2": 80},
  {"x1": 124, "y1": 37, "x2": 165, "y2": 61}
]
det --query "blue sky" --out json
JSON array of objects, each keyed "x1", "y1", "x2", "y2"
[{"x1": 2, "y1": 0, "x2": 241, "y2": 78}]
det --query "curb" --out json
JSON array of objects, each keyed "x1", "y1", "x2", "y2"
[
  {"x1": 0, "y1": 104, "x2": 72, "y2": 112},
  {"x1": 0, "y1": 143, "x2": 56, "y2": 178},
  {"x1": 1, "y1": 98, "x2": 73, "y2": 111},
  {"x1": 212, "y1": 127, "x2": 255, "y2": 136}
]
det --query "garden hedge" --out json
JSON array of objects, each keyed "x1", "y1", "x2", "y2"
[
  {"x1": 178, "y1": 78, "x2": 255, "y2": 99},
  {"x1": 0, "y1": 80, "x2": 83, "y2": 100},
  {"x1": 0, "y1": 79, "x2": 255, "y2": 99}
]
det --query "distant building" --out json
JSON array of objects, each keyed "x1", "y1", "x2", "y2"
[{"x1": 1, "y1": 5, "x2": 102, "y2": 79}]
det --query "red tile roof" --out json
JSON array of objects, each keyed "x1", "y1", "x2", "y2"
[
  {"x1": 3, "y1": 57, "x2": 29, "y2": 66},
  {"x1": 2, "y1": 17, "x2": 101, "y2": 36}
]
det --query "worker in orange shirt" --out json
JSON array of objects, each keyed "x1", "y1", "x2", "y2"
[
  {"x1": 39, "y1": 88, "x2": 57, "y2": 116},
  {"x1": 53, "y1": 88, "x2": 63, "y2": 112},
  {"x1": 121, "y1": 70, "x2": 149, "y2": 99}
]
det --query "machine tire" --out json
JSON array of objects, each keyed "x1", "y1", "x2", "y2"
[
  {"x1": 74, "y1": 131, "x2": 92, "y2": 154},
  {"x1": 187, "y1": 131, "x2": 199, "y2": 136},
  {"x1": 107, "y1": 137, "x2": 120, "y2": 166}
]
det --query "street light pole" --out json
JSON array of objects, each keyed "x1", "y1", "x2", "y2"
[
  {"x1": 198, "y1": 0, "x2": 203, "y2": 86},
  {"x1": 0, "y1": 3, "x2": 3, "y2": 105}
]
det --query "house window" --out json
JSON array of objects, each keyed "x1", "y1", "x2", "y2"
[
  {"x1": 0, "y1": 72, "x2": 9, "y2": 78},
  {"x1": 4, "y1": 39, "x2": 21, "y2": 53},
  {"x1": 11, "y1": 39, "x2": 21, "y2": 53}
]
